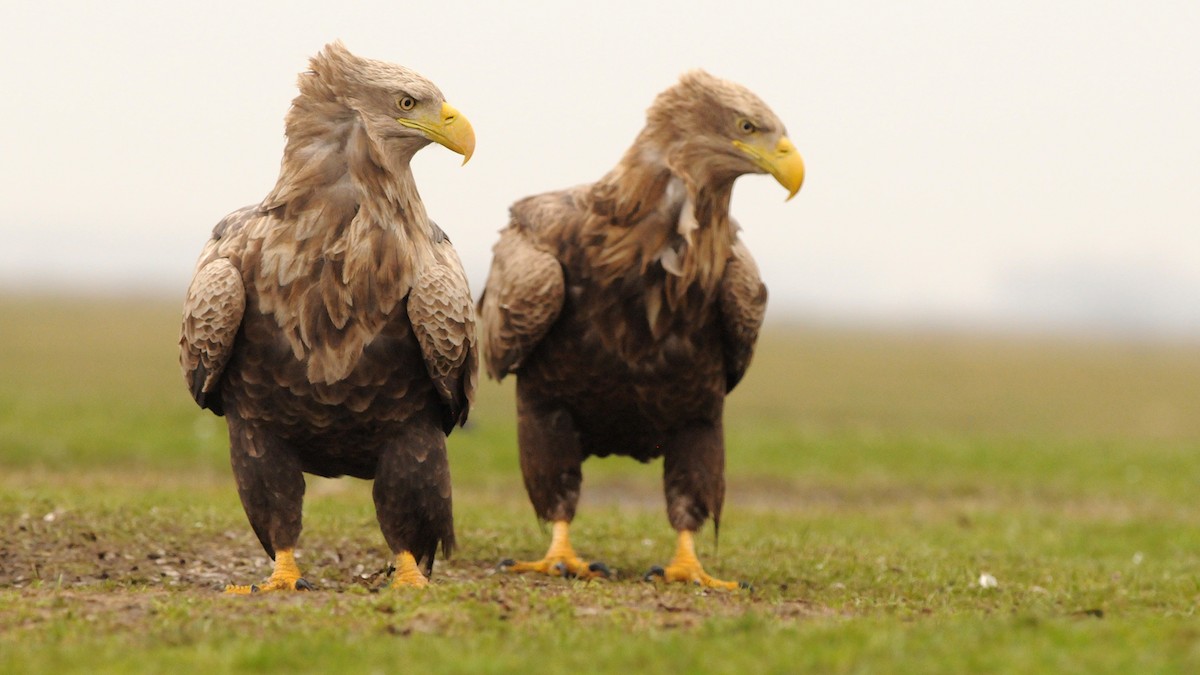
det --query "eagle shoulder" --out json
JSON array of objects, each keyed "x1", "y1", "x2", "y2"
[
  {"x1": 477, "y1": 222, "x2": 566, "y2": 380},
  {"x1": 407, "y1": 241, "x2": 477, "y2": 433},
  {"x1": 718, "y1": 239, "x2": 768, "y2": 392},
  {"x1": 180, "y1": 257, "x2": 246, "y2": 415}
]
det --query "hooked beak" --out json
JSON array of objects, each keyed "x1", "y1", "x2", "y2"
[
  {"x1": 397, "y1": 101, "x2": 476, "y2": 165},
  {"x1": 734, "y1": 136, "x2": 805, "y2": 200}
]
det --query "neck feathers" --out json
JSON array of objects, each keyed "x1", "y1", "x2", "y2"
[
  {"x1": 583, "y1": 136, "x2": 736, "y2": 333},
  {"x1": 263, "y1": 77, "x2": 428, "y2": 239},
  {"x1": 254, "y1": 79, "x2": 434, "y2": 385}
]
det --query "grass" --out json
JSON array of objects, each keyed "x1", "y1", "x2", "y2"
[{"x1": 2, "y1": 293, "x2": 1200, "y2": 673}]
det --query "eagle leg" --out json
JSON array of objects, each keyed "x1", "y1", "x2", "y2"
[
  {"x1": 645, "y1": 530, "x2": 746, "y2": 590},
  {"x1": 373, "y1": 418, "x2": 456, "y2": 588},
  {"x1": 498, "y1": 520, "x2": 610, "y2": 580},
  {"x1": 504, "y1": 398, "x2": 606, "y2": 579},
  {"x1": 226, "y1": 419, "x2": 309, "y2": 593},
  {"x1": 224, "y1": 548, "x2": 314, "y2": 594},
  {"x1": 648, "y1": 425, "x2": 744, "y2": 589}
]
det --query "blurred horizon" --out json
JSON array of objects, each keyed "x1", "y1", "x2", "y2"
[
  {"x1": 2, "y1": 1, "x2": 1196, "y2": 341},
  {"x1": 4, "y1": 280, "x2": 1197, "y2": 346}
]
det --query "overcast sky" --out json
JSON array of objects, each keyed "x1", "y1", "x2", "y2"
[{"x1": 1, "y1": 1, "x2": 1196, "y2": 336}]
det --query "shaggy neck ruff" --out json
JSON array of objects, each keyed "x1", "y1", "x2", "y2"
[
  {"x1": 253, "y1": 83, "x2": 437, "y2": 384},
  {"x1": 585, "y1": 133, "x2": 737, "y2": 319}
]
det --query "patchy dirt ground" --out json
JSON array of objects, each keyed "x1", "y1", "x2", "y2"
[
  {"x1": 0, "y1": 470, "x2": 841, "y2": 636},
  {"x1": 2, "y1": 507, "x2": 381, "y2": 592},
  {"x1": 5, "y1": 464, "x2": 1190, "y2": 641},
  {"x1": 0, "y1": 512, "x2": 832, "y2": 639}
]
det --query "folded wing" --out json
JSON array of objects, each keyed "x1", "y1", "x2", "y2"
[
  {"x1": 180, "y1": 257, "x2": 246, "y2": 415},
  {"x1": 477, "y1": 227, "x2": 566, "y2": 380},
  {"x1": 718, "y1": 240, "x2": 768, "y2": 392},
  {"x1": 407, "y1": 242, "x2": 478, "y2": 433}
]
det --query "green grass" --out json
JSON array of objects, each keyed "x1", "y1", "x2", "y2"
[{"x1": 2, "y1": 293, "x2": 1200, "y2": 673}]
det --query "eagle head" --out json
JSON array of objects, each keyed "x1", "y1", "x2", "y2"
[
  {"x1": 645, "y1": 70, "x2": 804, "y2": 200},
  {"x1": 306, "y1": 41, "x2": 476, "y2": 164}
]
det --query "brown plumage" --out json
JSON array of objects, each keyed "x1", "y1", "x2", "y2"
[
  {"x1": 179, "y1": 43, "x2": 477, "y2": 592},
  {"x1": 479, "y1": 70, "x2": 804, "y2": 588}
]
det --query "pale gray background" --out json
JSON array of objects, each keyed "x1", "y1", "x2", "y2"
[{"x1": 2, "y1": 1, "x2": 1196, "y2": 336}]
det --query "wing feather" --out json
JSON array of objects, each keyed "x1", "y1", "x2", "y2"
[
  {"x1": 407, "y1": 243, "x2": 477, "y2": 433},
  {"x1": 477, "y1": 226, "x2": 565, "y2": 380},
  {"x1": 718, "y1": 240, "x2": 767, "y2": 392},
  {"x1": 180, "y1": 257, "x2": 246, "y2": 414}
]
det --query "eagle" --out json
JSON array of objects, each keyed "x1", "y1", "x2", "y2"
[
  {"x1": 478, "y1": 70, "x2": 803, "y2": 589},
  {"x1": 179, "y1": 43, "x2": 477, "y2": 593}
]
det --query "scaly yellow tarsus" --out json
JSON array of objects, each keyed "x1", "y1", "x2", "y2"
[
  {"x1": 500, "y1": 520, "x2": 610, "y2": 580},
  {"x1": 224, "y1": 548, "x2": 310, "y2": 594},
  {"x1": 651, "y1": 530, "x2": 742, "y2": 590},
  {"x1": 390, "y1": 551, "x2": 430, "y2": 589}
]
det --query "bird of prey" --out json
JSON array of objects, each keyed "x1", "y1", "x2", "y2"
[
  {"x1": 179, "y1": 43, "x2": 477, "y2": 592},
  {"x1": 478, "y1": 70, "x2": 803, "y2": 589}
]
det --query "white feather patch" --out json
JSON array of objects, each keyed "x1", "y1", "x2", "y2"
[
  {"x1": 658, "y1": 245, "x2": 684, "y2": 276},
  {"x1": 676, "y1": 196, "x2": 698, "y2": 247}
]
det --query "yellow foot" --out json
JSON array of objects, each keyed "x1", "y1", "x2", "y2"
[
  {"x1": 498, "y1": 520, "x2": 611, "y2": 580},
  {"x1": 644, "y1": 531, "x2": 748, "y2": 591},
  {"x1": 224, "y1": 549, "x2": 314, "y2": 594},
  {"x1": 498, "y1": 554, "x2": 611, "y2": 579},
  {"x1": 390, "y1": 551, "x2": 430, "y2": 589}
]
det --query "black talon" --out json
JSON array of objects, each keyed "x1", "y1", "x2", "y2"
[
  {"x1": 738, "y1": 581, "x2": 753, "y2": 591},
  {"x1": 588, "y1": 562, "x2": 611, "y2": 578},
  {"x1": 497, "y1": 558, "x2": 516, "y2": 571},
  {"x1": 294, "y1": 578, "x2": 315, "y2": 591},
  {"x1": 644, "y1": 565, "x2": 665, "y2": 582},
  {"x1": 553, "y1": 562, "x2": 576, "y2": 579},
  {"x1": 249, "y1": 584, "x2": 260, "y2": 594}
]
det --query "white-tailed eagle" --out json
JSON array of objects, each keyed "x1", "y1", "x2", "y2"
[{"x1": 180, "y1": 42, "x2": 477, "y2": 592}]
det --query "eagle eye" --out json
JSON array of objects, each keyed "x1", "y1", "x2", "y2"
[
  {"x1": 398, "y1": 96, "x2": 417, "y2": 111},
  {"x1": 738, "y1": 118, "x2": 757, "y2": 134}
]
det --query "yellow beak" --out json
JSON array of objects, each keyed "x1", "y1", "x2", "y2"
[
  {"x1": 734, "y1": 136, "x2": 805, "y2": 201},
  {"x1": 397, "y1": 101, "x2": 476, "y2": 165}
]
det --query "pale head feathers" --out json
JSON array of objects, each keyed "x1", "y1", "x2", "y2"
[
  {"x1": 265, "y1": 41, "x2": 447, "y2": 219},
  {"x1": 641, "y1": 70, "x2": 788, "y2": 185},
  {"x1": 647, "y1": 70, "x2": 786, "y2": 139},
  {"x1": 293, "y1": 41, "x2": 446, "y2": 155}
]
